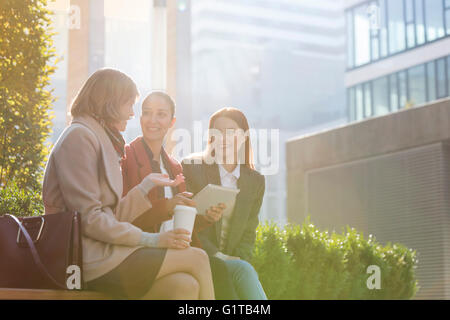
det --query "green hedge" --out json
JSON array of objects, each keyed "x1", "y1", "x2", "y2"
[
  {"x1": 0, "y1": 180, "x2": 43, "y2": 217},
  {"x1": 251, "y1": 219, "x2": 418, "y2": 300}
]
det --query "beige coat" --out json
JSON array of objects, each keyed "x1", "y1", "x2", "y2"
[{"x1": 42, "y1": 115, "x2": 153, "y2": 282}]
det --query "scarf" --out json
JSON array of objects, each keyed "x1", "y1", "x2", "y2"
[{"x1": 92, "y1": 114, "x2": 126, "y2": 159}]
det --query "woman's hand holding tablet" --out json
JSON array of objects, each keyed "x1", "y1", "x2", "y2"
[
  {"x1": 193, "y1": 184, "x2": 240, "y2": 218},
  {"x1": 204, "y1": 203, "x2": 226, "y2": 223}
]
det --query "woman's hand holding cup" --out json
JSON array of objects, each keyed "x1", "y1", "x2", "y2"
[
  {"x1": 158, "y1": 228, "x2": 192, "y2": 249},
  {"x1": 167, "y1": 192, "x2": 196, "y2": 214}
]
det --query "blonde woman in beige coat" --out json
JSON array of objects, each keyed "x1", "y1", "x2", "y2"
[{"x1": 42, "y1": 68, "x2": 214, "y2": 300}]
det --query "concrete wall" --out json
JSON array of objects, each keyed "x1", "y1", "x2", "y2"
[{"x1": 287, "y1": 97, "x2": 450, "y2": 224}]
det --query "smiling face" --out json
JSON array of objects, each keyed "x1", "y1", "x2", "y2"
[
  {"x1": 140, "y1": 95, "x2": 176, "y2": 142},
  {"x1": 211, "y1": 116, "x2": 247, "y2": 164}
]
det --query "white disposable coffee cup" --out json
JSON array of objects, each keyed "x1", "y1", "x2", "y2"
[{"x1": 173, "y1": 205, "x2": 197, "y2": 238}]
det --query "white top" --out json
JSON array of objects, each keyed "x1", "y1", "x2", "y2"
[
  {"x1": 218, "y1": 164, "x2": 240, "y2": 250},
  {"x1": 159, "y1": 156, "x2": 174, "y2": 233},
  {"x1": 218, "y1": 164, "x2": 240, "y2": 189}
]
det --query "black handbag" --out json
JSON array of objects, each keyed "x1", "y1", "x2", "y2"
[{"x1": 0, "y1": 211, "x2": 83, "y2": 290}]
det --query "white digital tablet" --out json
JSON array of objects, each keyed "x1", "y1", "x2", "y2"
[{"x1": 193, "y1": 184, "x2": 240, "y2": 216}]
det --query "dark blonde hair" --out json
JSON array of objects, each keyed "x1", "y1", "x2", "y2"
[
  {"x1": 206, "y1": 107, "x2": 255, "y2": 170},
  {"x1": 70, "y1": 68, "x2": 139, "y2": 123}
]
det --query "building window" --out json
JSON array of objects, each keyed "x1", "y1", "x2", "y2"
[
  {"x1": 369, "y1": 1, "x2": 380, "y2": 61},
  {"x1": 373, "y1": 76, "x2": 389, "y2": 116},
  {"x1": 379, "y1": 0, "x2": 389, "y2": 57},
  {"x1": 364, "y1": 82, "x2": 373, "y2": 117},
  {"x1": 398, "y1": 70, "x2": 408, "y2": 108},
  {"x1": 389, "y1": 73, "x2": 399, "y2": 111},
  {"x1": 408, "y1": 64, "x2": 426, "y2": 106},
  {"x1": 405, "y1": 0, "x2": 416, "y2": 48},
  {"x1": 426, "y1": 61, "x2": 436, "y2": 101},
  {"x1": 346, "y1": 10, "x2": 355, "y2": 68},
  {"x1": 348, "y1": 55, "x2": 450, "y2": 122},
  {"x1": 346, "y1": 0, "x2": 449, "y2": 69},
  {"x1": 415, "y1": 0, "x2": 426, "y2": 44},
  {"x1": 446, "y1": 0, "x2": 450, "y2": 34},
  {"x1": 387, "y1": 0, "x2": 406, "y2": 55},
  {"x1": 354, "y1": 4, "x2": 371, "y2": 66},
  {"x1": 436, "y1": 58, "x2": 448, "y2": 98},
  {"x1": 371, "y1": 30, "x2": 380, "y2": 61},
  {"x1": 348, "y1": 87, "x2": 356, "y2": 121},
  {"x1": 355, "y1": 84, "x2": 364, "y2": 120},
  {"x1": 448, "y1": 56, "x2": 450, "y2": 94},
  {"x1": 425, "y1": 0, "x2": 445, "y2": 41}
]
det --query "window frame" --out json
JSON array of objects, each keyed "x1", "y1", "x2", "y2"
[{"x1": 346, "y1": 0, "x2": 450, "y2": 71}]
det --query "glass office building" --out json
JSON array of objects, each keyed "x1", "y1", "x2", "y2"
[
  {"x1": 348, "y1": 54, "x2": 450, "y2": 121},
  {"x1": 347, "y1": 0, "x2": 450, "y2": 69},
  {"x1": 346, "y1": 0, "x2": 450, "y2": 121}
]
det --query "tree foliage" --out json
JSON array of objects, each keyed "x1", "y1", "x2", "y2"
[{"x1": 0, "y1": 0, "x2": 57, "y2": 191}]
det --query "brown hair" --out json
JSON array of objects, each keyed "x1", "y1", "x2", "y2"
[
  {"x1": 206, "y1": 107, "x2": 255, "y2": 170},
  {"x1": 142, "y1": 91, "x2": 176, "y2": 118},
  {"x1": 70, "y1": 68, "x2": 139, "y2": 123}
]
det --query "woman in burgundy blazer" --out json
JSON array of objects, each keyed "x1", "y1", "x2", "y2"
[
  {"x1": 121, "y1": 92, "x2": 238, "y2": 299},
  {"x1": 121, "y1": 135, "x2": 212, "y2": 246}
]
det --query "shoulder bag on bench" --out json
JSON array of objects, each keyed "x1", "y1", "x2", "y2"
[{"x1": 0, "y1": 211, "x2": 83, "y2": 290}]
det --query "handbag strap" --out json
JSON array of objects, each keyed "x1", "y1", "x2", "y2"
[{"x1": 6, "y1": 214, "x2": 67, "y2": 290}]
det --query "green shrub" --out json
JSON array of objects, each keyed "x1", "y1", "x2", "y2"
[
  {"x1": 251, "y1": 218, "x2": 418, "y2": 300},
  {"x1": 251, "y1": 223, "x2": 295, "y2": 299},
  {"x1": 0, "y1": 180, "x2": 43, "y2": 217},
  {"x1": 283, "y1": 221, "x2": 350, "y2": 299}
]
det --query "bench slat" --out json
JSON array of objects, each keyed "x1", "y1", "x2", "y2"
[{"x1": 0, "y1": 288, "x2": 109, "y2": 300}]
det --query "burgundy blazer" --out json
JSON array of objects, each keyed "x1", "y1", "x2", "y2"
[{"x1": 121, "y1": 136, "x2": 212, "y2": 248}]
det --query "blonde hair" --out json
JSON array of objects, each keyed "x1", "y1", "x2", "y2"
[{"x1": 70, "y1": 68, "x2": 139, "y2": 123}]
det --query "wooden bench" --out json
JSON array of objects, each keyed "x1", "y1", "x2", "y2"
[{"x1": 0, "y1": 288, "x2": 110, "y2": 300}]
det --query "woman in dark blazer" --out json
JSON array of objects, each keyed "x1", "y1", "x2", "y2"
[
  {"x1": 182, "y1": 107, "x2": 267, "y2": 300},
  {"x1": 121, "y1": 91, "x2": 238, "y2": 299}
]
